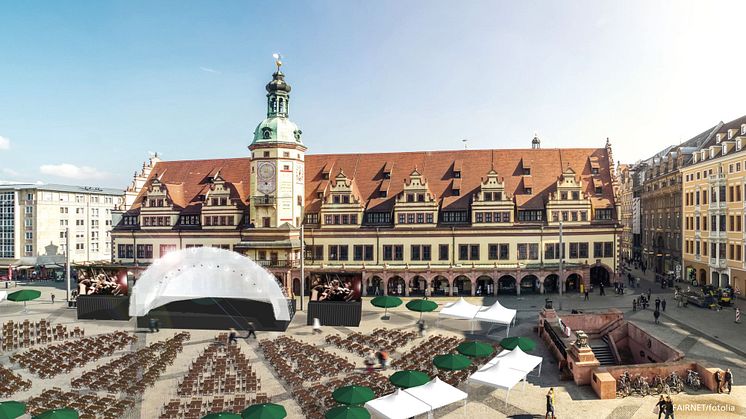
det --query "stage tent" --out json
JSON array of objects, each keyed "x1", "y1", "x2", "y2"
[
  {"x1": 0, "y1": 291, "x2": 6, "y2": 302},
  {"x1": 482, "y1": 347, "x2": 543, "y2": 377},
  {"x1": 128, "y1": 247, "x2": 291, "y2": 321},
  {"x1": 404, "y1": 377, "x2": 467, "y2": 413},
  {"x1": 473, "y1": 300, "x2": 517, "y2": 337},
  {"x1": 438, "y1": 297, "x2": 482, "y2": 319},
  {"x1": 467, "y1": 360, "x2": 528, "y2": 405},
  {"x1": 365, "y1": 388, "x2": 432, "y2": 419}
]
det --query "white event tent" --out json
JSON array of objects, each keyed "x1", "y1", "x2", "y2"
[
  {"x1": 365, "y1": 378, "x2": 467, "y2": 419},
  {"x1": 482, "y1": 346, "x2": 543, "y2": 377},
  {"x1": 0, "y1": 291, "x2": 6, "y2": 302},
  {"x1": 128, "y1": 247, "x2": 291, "y2": 321},
  {"x1": 467, "y1": 360, "x2": 528, "y2": 405},
  {"x1": 365, "y1": 389, "x2": 431, "y2": 419},
  {"x1": 437, "y1": 297, "x2": 516, "y2": 336}
]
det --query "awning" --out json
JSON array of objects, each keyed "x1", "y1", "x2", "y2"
[
  {"x1": 234, "y1": 239, "x2": 301, "y2": 249},
  {"x1": 12, "y1": 265, "x2": 34, "y2": 270}
]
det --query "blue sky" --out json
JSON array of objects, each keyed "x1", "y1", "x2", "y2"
[{"x1": 1, "y1": 0, "x2": 745, "y2": 188}]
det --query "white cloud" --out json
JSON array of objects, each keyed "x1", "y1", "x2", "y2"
[
  {"x1": 39, "y1": 164, "x2": 109, "y2": 180},
  {"x1": 0, "y1": 136, "x2": 9, "y2": 150},
  {"x1": 200, "y1": 67, "x2": 220, "y2": 74},
  {"x1": 2, "y1": 168, "x2": 20, "y2": 177}
]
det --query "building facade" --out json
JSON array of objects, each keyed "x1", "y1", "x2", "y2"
[
  {"x1": 635, "y1": 126, "x2": 718, "y2": 281},
  {"x1": 682, "y1": 116, "x2": 746, "y2": 294},
  {"x1": 617, "y1": 164, "x2": 634, "y2": 263},
  {"x1": 0, "y1": 184, "x2": 122, "y2": 279},
  {"x1": 111, "y1": 65, "x2": 623, "y2": 296}
]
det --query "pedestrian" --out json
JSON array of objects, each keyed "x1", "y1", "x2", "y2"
[
  {"x1": 636, "y1": 277, "x2": 641, "y2": 288},
  {"x1": 148, "y1": 318, "x2": 156, "y2": 333},
  {"x1": 664, "y1": 395, "x2": 674, "y2": 419},
  {"x1": 632, "y1": 299, "x2": 637, "y2": 312},
  {"x1": 724, "y1": 368, "x2": 733, "y2": 394},
  {"x1": 228, "y1": 328, "x2": 238, "y2": 344},
  {"x1": 50, "y1": 293, "x2": 55, "y2": 304},
  {"x1": 246, "y1": 321, "x2": 257, "y2": 339},
  {"x1": 381, "y1": 350, "x2": 389, "y2": 370},
  {"x1": 653, "y1": 309, "x2": 660, "y2": 324},
  {"x1": 375, "y1": 351, "x2": 384, "y2": 369},
  {"x1": 312, "y1": 317, "x2": 322, "y2": 335},
  {"x1": 584, "y1": 289, "x2": 589, "y2": 301},
  {"x1": 662, "y1": 298, "x2": 666, "y2": 312},
  {"x1": 655, "y1": 395, "x2": 666, "y2": 419},
  {"x1": 648, "y1": 288, "x2": 652, "y2": 301},
  {"x1": 655, "y1": 297, "x2": 661, "y2": 311},
  {"x1": 715, "y1": 370, "x2": 722, "y2": 393},
  {"x1": 545, "y1": 387, "x2": 555, "y2": 419},
  {"x1": 600, "y1": 283, "x2": 605, "y2": 296}
]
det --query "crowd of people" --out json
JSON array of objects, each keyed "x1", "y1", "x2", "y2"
[{"x1": 310, "y1": 277, "x2": 359, "y2": 302}]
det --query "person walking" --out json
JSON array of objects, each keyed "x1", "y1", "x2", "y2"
[
  {"x1": 655, "y1": 297, "x2": 661, "y2": 311},
  {"x1": 633, "y1": 299, "x2": 637, "y2": 312},
  {"x1": 715, "y1": 370, "x2": 722, "y2": 393},
  {"x1": 662, "y1": 298, "x2": 667, "y2": 312},
  {"x1": 364, "y1": 351, "x2": 376, "y2": 373},
  {"x1": 228, "y1": 328, "x2": 238, "y2": 345},
  {"x1": 664, "y1": 396, "x2": 674, "y2": 419},
  {"x1": 655, "y1": 395, "x2": 666, "y2": 419},
  {"x1": 148, "y1": 318, "x2": 159, "y2": 333},
  {"x1": 653, "y1": 309, "x2": 660, "y2": 324},
  {"x1": 245, "y1": 321, "x2": 257, "y2": 339},
  {"x1": 584, "y1": 289, "x2": 589, "y2": 301},
  {"x1": 600, "y1": 283, "x2": 605, "y2": 296},
  {"x1": 417, "y1": 320, "x2": 426, "y2": 337},
  {"x1": 648, "y1": 288, "x2": 652, "y2": 301},
  {"x1": 636, "y1": 277, "x2": 641, "y2": 288},
  {"x1": 545, "y1": 388, "x2": 555, "y2": 419},
  {"x1": 724, "y1": 368, "x2": 733, "y2": 394}
]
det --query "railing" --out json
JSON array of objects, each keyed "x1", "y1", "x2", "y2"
[
  {"x1": 708, "y1": 173, "x2": 726, "y2": 182},
  {"x1": 252, "y1": 196, "x2": 275, "y2": 206},
  {"x1": 708, "y1": 258, "x2": 727, "y2": 269},
  {"x1": 543, "y1": 320, "x2": 567, "y2": 358},
  {"x1": 255, "y1": 259, "x2": 299, "y2": 268}
]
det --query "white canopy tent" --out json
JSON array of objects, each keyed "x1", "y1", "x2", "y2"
[
  {"x1": 128, "y1": 247, "x2": 291, "y2": 321},
  {"x1": 438, "y1": 297, "x2": 516, "y2": 336},
  {"x1": 0, "y1": 291, "x2": 6, "y2": 302},
  {"x1": 404, "y1": 377, "x2": 467, "y2": 413},
  {"x1": 467, "y1": 360, "x2": 528, "y2": 405},
  {"x1": 473, "y1": 300, "x2": 517, "y2": 337},
  {"x1": 364, "y1": 388, "x2": 432, "y2": 419},
  {"x1": 482, "y1": 346, "x2": 543, "y2": 377}
]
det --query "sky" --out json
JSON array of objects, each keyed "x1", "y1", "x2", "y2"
[{"x1": 1, "y1": 0, "x2": 746, "y2": 189}]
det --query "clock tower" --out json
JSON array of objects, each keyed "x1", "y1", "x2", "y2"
[{"x1": 249, "y1": 57, "x2": 307, "y2": 229}]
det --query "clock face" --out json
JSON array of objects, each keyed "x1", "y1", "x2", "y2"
[{"x1": 257, "y1": 161, "x2": 276, "y2": 194}]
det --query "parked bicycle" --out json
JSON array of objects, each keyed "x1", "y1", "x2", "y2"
[
  {"x1": 616, "y1": 370, "x2": 632, "y2": 398},
  {"x1": 652, "y1": 374, "x2": 670, "y2": 395},
  {"x1": 631, "y1": 374, "x2": 650, "y2": 396},
  {"x1": 667, "y1": 371, "x2": 684, "y2": 393},
  {"x1": 685, "y1": 369, "x2": 701, "y2": 390}
]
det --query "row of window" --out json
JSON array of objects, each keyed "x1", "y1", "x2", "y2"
[
  {"x1": 303, "y1": 241, "x2": 612, "y2": 262},
  {"x1": 324, "y1": 214, "x2": 359, "y2": 225},
  {"x1": 551, "y1": 210, "x2": 588, "y2": 222},
  {"x1": 397, "y1": 213, "x2": 435, "y2": 224},
  {"x1": 684, "y1": 240, "x2": 745, "y2": 262},
  {"x1": 684, "y1": 214, "x2": 743, "y2": 232},
  {"x1": 142, "y1": 216, "x2": 172, "y2": 227},
  {"x1": 204, "y1": 216, "x2": 235, "y2": 226},
  {"x1": 474, "y1": 212, "x2": 511, "y2": 223}
]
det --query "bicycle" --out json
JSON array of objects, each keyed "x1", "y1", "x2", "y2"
[
  {"x1": 667, "y1": 371, "x2": 684, "y2": 393},
  {"x1": 652, "y1": 374, "x2": 669, "y2": 395}
]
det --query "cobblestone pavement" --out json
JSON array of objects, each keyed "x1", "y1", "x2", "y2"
[{"x1": 1, "y1": 280, "x2": 744, "y2": 418}]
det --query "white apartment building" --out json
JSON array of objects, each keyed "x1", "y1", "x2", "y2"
[{"x1": 0, "y1": 184, "x2": 123, "y2": 278}]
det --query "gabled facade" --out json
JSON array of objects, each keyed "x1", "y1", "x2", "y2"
[{"x1": 112, "y1": 64, "x2": 623, "y2": 298}]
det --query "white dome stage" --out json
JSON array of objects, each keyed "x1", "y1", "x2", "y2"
[{"x1": 129, "y1": 247, "x2": 293, "y2": 331}]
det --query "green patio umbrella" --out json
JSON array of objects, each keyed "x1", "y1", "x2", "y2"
[
  {"x1": 457, "y1": 341, "x2": 495, "y2": 358},
  {"x1": 241, "y1": 403, "x2": 287, "y2": 419},
  {"x1": 7, "y1": 289, "x2": 41, "y2": 311},
  {"x1": 405, "y1": 299, "x2": 438, "y2": 320},
  {"x1": 433, "y1": 353, "x2": 472, "y2": 370},
  {"x1": 0, "y1": 401, "x2": 26, "y2": 419},
  {"x1": 203, "y1": 413, "x2": 242, "y2": 419},
  {"x1": 32, "y1": 409, "x2": 79, "y2": 419},
  {"x1": 324, "y1": 405, "x2": 370, "y2": 419},
  {"x1": 500, "y1": 336, "x2": 536, "y2": 352},
  {"x1": 332, "y1": 385, "x2": 375, "y2": 405},
  {"x1": 370, "y1": 296, "x2": 402, "y2": 319},
  {"x1": 388, "y1": 370, "x2": 430, "y2": 389}
]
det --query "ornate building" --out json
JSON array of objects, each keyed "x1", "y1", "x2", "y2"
[
  {"x1": 112, "y1": 63, "x2": 623, "y2": 297},
  {"x1": 682, "y1": 115, "x2": 746, "y2": 294}
]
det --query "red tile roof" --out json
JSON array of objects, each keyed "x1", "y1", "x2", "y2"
[{"x1": 127, "y1": 147, "x2": 615, "y2": 215}]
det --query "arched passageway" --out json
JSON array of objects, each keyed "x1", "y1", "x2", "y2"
[
  {"x1": 431, "y1": 276, "x2": 449, "y2": 296},
  {"x1": 590, "y1": 266, "x2": 611, "y2": 287},
  {"x1": 566, "y1": 273, "x2": 581, "y2": 292},
  {"x1": 544, "y1": 274, "x2": 559, "y2": 293},
  {"x1": 498, "y1": 275, "x2": 517, "y2": 294},
  {"x1": 476, "y1": 276, "x2": 494, "y2": 296},
  {"x1": 387, "y1": 276, "x2": 405, "y2": 296},
  {"x1": 453, "y1": 275, "x2": 472, "y2": 296},
  {"x1": 409, "y1": 275, "x2": 427, "y2": 296},
  {"x1": 520, "y1": 275, "x2": 540, "y2": 294}
]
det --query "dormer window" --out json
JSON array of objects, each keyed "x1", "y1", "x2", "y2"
[
  {"x1": 722, "y1": 144, "x2": 728, "y2": 155},
  {"x1": 591, "y1": 168, "x2": 599, "y2": 175},
  {"x1": 417, "y1": 193, "x2": 425, "y2": 202},
  {"x1": 560, "y1": 192, "x2": 567, "y2": 200},
  {"x1": 379, "y1": 190, "x2": 387, "y2": 198},
  {"x1": 317, "y1": 192, "x2": 324, "y2": 199},
  {"x1": 737, "y1": 139, "x2": 742, "y2": 151},
  {"x1": 453, "y1": 188, "x2": 460, "y2": 196},
  {"x1": 741, "y1": 124, "x2": 746, "y2": 135},
  {"x1": 523, "y1": 168, "x2": 531, "y2": 176},
  {"x1": 407, "y1": 193, "x2": 415, "y2": 202},
  {"x1": 322, "y1": 173, "x2": 329, "y2": 180},
  {"x1": 261, "y1": 127, "x2": 272, "y2": 139},
  {"x1": 383, "y1": 172, "x2": 391, "y2": 180},
  {"x1": 728, "y1": 129, "x2": 734, "y2": 140},
  {"x1": 525, "y1": 188, "x2": 532, "y2": 195},
  {"x1": 454, "y1": 170, "x2": 461, "y2": 178},
  {"x1": 342, "y1": 195, "x2": 350, "y2": 204},
  {"x1": 595, "y1": 186, "x2": 603, "y2": 194},
  {"x1": 572, "y1": 191, "x2": 579, "y2": 200}
]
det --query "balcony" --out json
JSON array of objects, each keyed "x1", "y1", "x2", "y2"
[
  {"x1": 708, "y1": 173, "x2": 726, "y2": 183},
  {"x1": 709, "y1": 258, "x2": 727, "y2": 269},
  {"x1": 709, "y1": 230, "x2": 727, "y2": 239},
  {"x1": 255, "y1": 259, "x2": 298, "y2": 268},
  {"x1": 252, "y1": 196, "x2": 275, "y2": 206}
]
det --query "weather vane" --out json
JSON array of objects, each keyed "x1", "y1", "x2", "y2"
[{"x1": 272, "y1": 53, "x2": 283, "y2": 71}]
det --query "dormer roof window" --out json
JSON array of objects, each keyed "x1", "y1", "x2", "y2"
[
  {"x1": 453, "y1": 159, "x2": 462, "y2": 178},
  {"x1": 716, "y1": 133, "x2": 724, "y2": 144},
  {"x1": 741, "y1": 124, "x2": 746, "y2": 135},
  {"x1": 382, "y1": 161, "x2": 393, "y2": 180},
  {"x1": 728, "y1": 129, "x2": 736, "y2": 139}
]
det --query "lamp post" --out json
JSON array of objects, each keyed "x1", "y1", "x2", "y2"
[
  {"x1": 65, "y1": 227, "x2": 71, "y2": 303},
  {"x1": 559, "y1": 220, "x2": 564, "y2": 296}
]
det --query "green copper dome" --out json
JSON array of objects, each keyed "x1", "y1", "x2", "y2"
[{"x1": 252, "y1": 116, "x2": 303, "y2": 146}]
